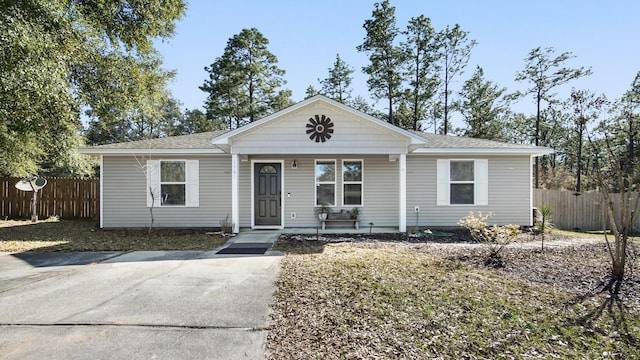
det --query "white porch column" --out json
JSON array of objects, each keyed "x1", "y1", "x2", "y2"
[
  {"x1": 399, "y1": 153, "x2": 407, "y2": 232},
  {"x1": 231, "y1": 153, "x2": 240, "y2": 233}
]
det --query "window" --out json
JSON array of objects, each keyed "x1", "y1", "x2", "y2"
[
  {"x1": 160, "y1": 161, "x2": 186, "y2": 206},
  {"x1": 437, "y1": 159, "x2": 488, "y2": 206},
  {"x1": 146, "y1": 159, "x2": 199, "y2": 207},
  {"x1": 315, "y1": 160, "x2": 336, "y2": 206},
  {"x1": 343, "y1": 160, "x2": 363, "y2": 206},
  {"x1": 449, "y1": 160, "x2": 474, "y2": 204}
]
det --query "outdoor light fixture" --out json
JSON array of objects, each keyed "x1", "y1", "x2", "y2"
[{"x1": 291, "y1": 160, "x2": 298, "y2": 169}]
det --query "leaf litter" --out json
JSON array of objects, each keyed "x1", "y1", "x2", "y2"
[{"x1": 265, "y1": 233, "x2": 640, "y2": 359}]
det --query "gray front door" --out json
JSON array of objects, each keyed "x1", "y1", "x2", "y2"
[{"x1": 254, "y1": 163, "x2": 281, "y2": 226}]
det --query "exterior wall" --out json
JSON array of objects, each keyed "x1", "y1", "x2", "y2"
[
  {"x1": 239, "y1": 154, "x2": 400, "y2": 229},
  {"x1": 231, "y1": 102, "x2": 409, "y2": 155},
  {"x1": 101, "y1": 153, "x2": 533, "y2": 229},
  {"x1": 406, "y1": 155, "x2": 532, "y2": 227},
  {"x1": 102, "y1": 155, "x2": 232, "y2": 228}
]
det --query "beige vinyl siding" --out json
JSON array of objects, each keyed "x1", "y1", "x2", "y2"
[
  {"x1": 102, "y1": 155, "x2": 231, "y2": 228},
  {"x1": 407, "y1": 155, "x2": 532, "y2": 227},
  {"x1": 242, "y1": 155, "x2": 399, "y2": 229},
  {"x1": 231, "y1": 103, "x2": 409, "y2": 154}
]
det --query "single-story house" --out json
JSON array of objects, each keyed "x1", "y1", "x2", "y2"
[{"x1": 80, "y1": 95, "x2": 552, "y2": 232}]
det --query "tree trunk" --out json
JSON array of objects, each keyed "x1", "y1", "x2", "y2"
[
  {"x1": 535, "y1": 90, "x2": 541, "y2": 189},
  {"x1": 443, "y1": 66, "x2": 449, "y2": 135},
  {"x1": 576, "y1": 122, "x2": 584, "y2": 192}
]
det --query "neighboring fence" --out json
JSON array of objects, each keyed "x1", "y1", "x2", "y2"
[
  {"x1": 0, "y1": 177, "x2": 99, "y2": 220},
  {"x1": 533, "y1": 189, "x2": 640, "y2": 231}
]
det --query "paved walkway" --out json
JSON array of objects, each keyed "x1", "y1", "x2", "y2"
[
  {"x1": 0, "y1": 231, "x2": 282, "y2": 360},
  {"x1": 231, "y1": 230, "x2": 283, "y2": 244}
]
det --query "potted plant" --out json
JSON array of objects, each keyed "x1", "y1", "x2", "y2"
[
  {"x1": 316, "y1": 203, "x2": 330, "y2": 221},
  {"x1": 351, "y1": 207, "x2": 359, "y2": 219}
]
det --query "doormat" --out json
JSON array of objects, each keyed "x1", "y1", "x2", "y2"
[{"x1": 216, "y1": 242, "x2": 271, "y2": 255}]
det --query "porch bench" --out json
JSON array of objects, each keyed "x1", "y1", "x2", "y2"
[{"x1": 320, "y1": 210, "x2": 359, "y2": 230}]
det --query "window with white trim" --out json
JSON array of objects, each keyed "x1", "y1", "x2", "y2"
[
  {"x1": 315, "y1": 160, "x2": 336, "y2": 206},
  {"x1": 160, "y1": 161, "x2": 186, "y2": 206},
  {"x1": 343, "y1": 160, "x2": 363, "y2": 206},
  {"x1": 449, "y1": 160, "x2": 474, "y2": 204},
  {"x1": 146, "y1": 159, "x2": 199, "y2": 207},
  {"x1": 437, "y1": 159, "x2": 488, "y2": 206}
]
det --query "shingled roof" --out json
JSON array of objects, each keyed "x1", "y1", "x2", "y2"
[
  {"x1": 80, "y1": 131, "x2": 229, "y2": 154},
  {"x1": 412, "y1": 132, "x2": 548, "y2": 150}
]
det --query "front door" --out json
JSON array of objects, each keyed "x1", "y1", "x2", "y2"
[{"x1": 254, "y1": 163, "x2": 282, "y2": 226}]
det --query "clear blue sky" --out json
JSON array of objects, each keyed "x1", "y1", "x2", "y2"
[{"x1": 155, "y1": 0, "x2": 639, "y2": 121}]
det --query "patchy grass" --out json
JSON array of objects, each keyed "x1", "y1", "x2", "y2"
[
  {"x1": 266, "y1": 242, "x2": 640, "y2": 359},
  {"x1": 0, "y1": 219, "x2": 229, "y2": 252}
]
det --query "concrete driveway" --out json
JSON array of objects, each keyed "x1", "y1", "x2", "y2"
[{"x1": 0, "y1": 251, "x2": 281, "y2": 360}]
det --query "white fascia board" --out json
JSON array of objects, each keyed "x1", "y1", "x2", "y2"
[
  {"x1": 411, "y1": 148, "x2": 554, "y2": 156},
  {"x1": 79, "y1": 148, "x2": 226, "y2": 155}
]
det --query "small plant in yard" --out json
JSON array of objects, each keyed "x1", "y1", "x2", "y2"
[
  {"x1": 458, "y1": 211, "x2": 520, "y2": 267},
  {"x1": 219, "y1": 214, "x2": 234, "y2": 234},
  {"x1": 535, "y1": 204, "x2": 554, "y2": 251}
]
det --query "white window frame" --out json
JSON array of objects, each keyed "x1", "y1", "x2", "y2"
[
  {"x1": 315, "y1": 159, "x2": 336, "y2": 207},
  {"x1": 160, "y1": 160, "x2": 187, "y2": 206},
  {"x1": 437, "y1": 159, "x2": 488, "y2": 206},
  {"x1": 449, "y1": 160, "x2": 475, "y2": 205},
  {"x1": 342, "y1": 159, "x2": 363, "y2": 206},
  {"x1": 146, "y1": 159, "x2": 199, "y2": 208}
]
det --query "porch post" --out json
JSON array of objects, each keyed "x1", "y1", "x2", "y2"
[
  {"x1": 399, "y1": 153, "x2": 407, "y2": 232},
  {"x1": 231, "y1": 153, "x2": 240, "y2": 233}
]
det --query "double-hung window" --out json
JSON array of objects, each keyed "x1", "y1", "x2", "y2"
[
  {"x1": 146, "y1": 159, "x2": 199, "y2": 207},
  {"x1": 160, "y1": 161, "x2": 186, "y2": 206},
  {"x1": 315, "y1": 160, "x2": 336, "y2": 206},
  {"x1": 449, "y1": 160, "x2": 475, "y2": 205},
  {"x1": 437, "y1": 159, "x2": 488, "y2": 206},
  {"x1": 343, "y1": 160, "x2": 363, "y2": 206}
]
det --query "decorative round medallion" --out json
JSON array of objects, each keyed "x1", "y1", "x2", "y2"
[{"x1": 306, "y1": 114, "x2": 334, "y2": 143}]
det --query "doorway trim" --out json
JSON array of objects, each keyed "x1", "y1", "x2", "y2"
[{"x1": 251, "y1": 159, "x2": 285, "y2": 229}]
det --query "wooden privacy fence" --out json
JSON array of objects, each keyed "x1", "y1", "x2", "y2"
[
  {"x1": 0, "y1": 177, "x2": 99, "y2": 220},
  {"x1": 533, "y1": 189, "x2": 640, "y2": 232}
]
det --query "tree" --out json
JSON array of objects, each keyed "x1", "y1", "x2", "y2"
[
  {"x1": 401, "y1": 15, "x2": 440, "y2": 131},
  {"x1": 201, "y1": 28, "x2": 290, "y2": 129},
  {"x1": 170, "y1": 108, "x2": 225, "y2": 135},
  {"x1": 435, "y1": 24, "x2": 476, "y2": 135},
  {"x1": 349, "y1": 96, "x2": 375, "y2": 115},
  {"x1": 613, "y1": 71, "x2": 640, "y2": 170},
  {"x1": 0, "y1": 0, "x2": 185, "y2": 177},
  {"x1": 357, "y1": 0, "x2": 405, "y2": 126},
  {"x1": 586, "y1": 72, "x2": 640, "y2": 290},
  {"x1": 569, "y1": 89, "x2": 607, "y2": 192},
  {"x1": 320, "y1": 54, "x2": 355, "y2": 104},
  {"x1": 514, "y1": 47, "x2": 592, "y2": 188},
  {"x1": 454, "y1": 66, "x2": 509, "y2": 140},
  {"x1": 83, "y1": 54, "x2": 179, "y2": 144},
  {"x1": 589, "y1": 131, "x2": 639, "y2": 290},
  {"x1": 305, "y1": 85, "x2": 321, "y2": 99}
]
